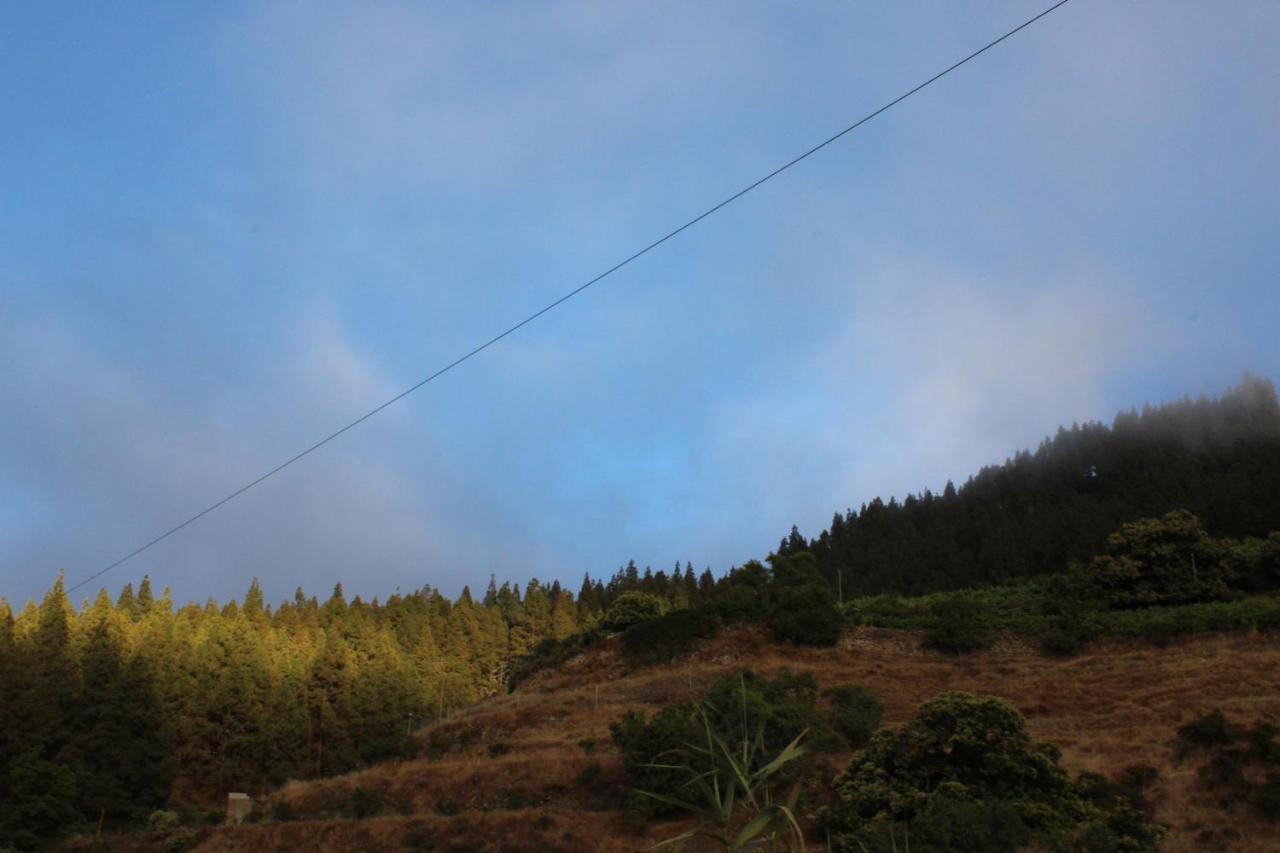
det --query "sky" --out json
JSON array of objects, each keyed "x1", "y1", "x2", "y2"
[{"x1": 2, "y1": 0, "x2": 1278, "y2": 609}]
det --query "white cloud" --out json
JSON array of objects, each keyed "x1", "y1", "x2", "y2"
[{"x1": 702, "y1": 253, "x2": 1175, "y2": 544}]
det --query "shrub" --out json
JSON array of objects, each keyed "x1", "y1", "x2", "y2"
[
  {"x1": 924, "y1": 595, "x2": 996, "y2": 653},
  {"x1": 1074, "y1": 804, "x2": 1164, "y2": 853},
  {"x1": 824, "y1": 683, "x2": 884, "y2": 748},
  {"x1": 701, "y1": 669, "x2": 839, "y2": 754},
  {"x1": 1117, "y1": 764, "x2": 1161, "y2": 813},
  {"x1": 575, "y1": 761, "x2": 602, "y2": 786},
  {"x1": 602, "y1": 592, "x2": 664, "y2": 631},
  {"x1": 1073, "y1": 771, "x2": 1118, "y2": 807},
  {"x1": 147, "y1": 810, "x2": 182, "y2": 833},
  {"x1": 487, "y1": 742, "x2": 511, "y2": 758},
  {"x1": 1177, "y1": 709, "x2": 1241, "y2": 753},
  {"x1": 1086, "y1": 511, "x2": 1232, "y2": 608},
  {"x1": 621, "y1": 608, "x2": 718, "y2": 665},
  {"x1": 703, "y1": 561, "x2": 772, "y2": 625},
  {"x1": 825, "y1": 692, "x2": 1161, "y2": 852},
  {"x1": 347, "y1": 786, "x2": 390, "y2": 819},
  {"x1": 609, "y1": 704, "x2": 699, "y2": 815},
  {"x1": 1040, "y1": 625, "x2": 1090, "y2": 656},
  {"x1": 640, "y1": 698, "x2": 810, "y2": 852},
  {"x1": 1039, "y1": 607, "x2": 1100, "y2": 657},
  {"x1": 507, "y1": 628, "x2": 604, "y2": 688},
  {"x1": 772, "y1": 583, "x2": 843, "y2": 646},
  {"x1": 161, "y1": 828, "x2": 198, "y2": 853},
  {"x1": 270, "y1": 800, "x2": 298, "y2": 822},
  {"x1": 611, "y1": 668, "x2": 836, "y2": 821},
  {"x1": 577, "y1": 737, "x2": 596, "y2": 755}
]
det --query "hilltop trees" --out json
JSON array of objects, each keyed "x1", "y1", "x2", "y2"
[{"x1": 783, "y1": 375, "x2": 1280, "y2": 596}]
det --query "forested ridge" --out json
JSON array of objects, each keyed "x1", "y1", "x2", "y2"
[
  {"x1": 0, "y1": 565, "x2": 720, "y2": 845},
  {"x1": 3, "y1": 375, "x2": 1280, "y2": 847},
  {"x1": 779, "y1": 374, "x2": 1280, "y2": 596}
]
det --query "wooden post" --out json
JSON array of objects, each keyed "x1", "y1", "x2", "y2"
[
  {"x1": 96, "y1": 809, "x2": 104, "y2": 841},
  {"x1": 594, "y1": 683, "x2": 599, "y2": 710}
]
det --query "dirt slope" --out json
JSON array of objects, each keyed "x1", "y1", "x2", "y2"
[{"x1": 172, "y1": 627, "x2": 1280, "y2": 851}]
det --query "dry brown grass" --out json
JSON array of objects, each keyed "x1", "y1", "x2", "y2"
[{"x1": 176, "y1": 627, "x2": 1280, "y2": 852}]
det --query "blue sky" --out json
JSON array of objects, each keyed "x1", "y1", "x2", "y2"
[{"x1": 2, "y1": 1, "x2": 1278, "y2": 608}]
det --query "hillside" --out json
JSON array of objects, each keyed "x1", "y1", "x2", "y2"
[
  {"x1": 8, "y1": 378, "x2": 1280, "y2": 851},
  {"x1": 106, "y1": 626, "x2": 1280, "y2": 852}
]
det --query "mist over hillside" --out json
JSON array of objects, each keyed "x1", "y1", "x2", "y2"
[{"x1": 780, "y1": 375, "x2": 1280, "y2": 596}]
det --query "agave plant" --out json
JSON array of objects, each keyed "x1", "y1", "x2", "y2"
[{"x1": 640, "y1": 675, "x2": 809, "y2": 851}]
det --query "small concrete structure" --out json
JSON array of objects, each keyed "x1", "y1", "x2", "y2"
[{"x1": 226, "y1": 792, "x2": 253, "y2": 825}]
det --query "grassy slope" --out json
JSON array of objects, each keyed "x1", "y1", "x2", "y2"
[{"x1": 88, "y1": 626, "x2": 1280, "y2": 852}]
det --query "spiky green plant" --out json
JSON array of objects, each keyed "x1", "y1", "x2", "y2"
[{"x1": 640, "y1": 675, "x2": 809, "y2": 851}]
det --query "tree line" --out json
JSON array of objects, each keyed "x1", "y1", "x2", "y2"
[
  {"x1": 779, "y1": 374, "x2": 1280, "y2": 596},
  {"x1": 0, "y1": 563, "x2": 716, "y2": 847}
]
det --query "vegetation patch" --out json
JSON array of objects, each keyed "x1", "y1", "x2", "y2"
[
  {"x1": 1176, "y1": 709, "x2": 1280, "y2": 819},
  {"x1": 825, "y1": 692, "x2": 1162, "y2": 852},
  {"x1": 924, "y1": 594, "x2": 997, "y2": 653},
  {"x1": 620, "y1": 608, "x2": 719, "y2": 665}
]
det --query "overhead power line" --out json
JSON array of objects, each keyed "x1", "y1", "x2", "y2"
[{"x1": 66, "y1": 0, "x2": 1074, "y2": 595}]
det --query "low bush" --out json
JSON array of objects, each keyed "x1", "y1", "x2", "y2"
[
  {"x1": 1075, "y1": 804, "x2": 1164, "y2": 853},
  {"x1": 772, "y1": 582, "x2": 843, "y2": 646},
  {"x1": 825, "y1": 692, "x2": 1162, "y2": 853},
  {"x1": 1175, "y1": 711, "x2": 1280, "y2": 819},
  {"x1": 269, "y1": 801, "x2": 298, "y2": 822},
  {"x1": 575, "y1": 761, "x2": 602, "y2": 786},
  {"x1": 701, "y1": 669, "x2": 840, "y2": 754},
  {"x1": 507, "y1": 628, "x2": 604, "y2": 688},
  {"x1": 146, "y1": 810, "x2": 181, "y2": 833},
  {"x1": 347, "y1": 786, "x2": 391, "y2": 819},
  {"x1": 611, "y1": 667, "x2": 843, "y2": 820},
  {"x1": 487, "y1": 742, "x2": 511, "y2": 758},
  {"x1": 1177, "y1": 709, "x2": 1241, "y2": 754},
  {"x1": 609, "y1": 704, "x2": 698, "y2": 815},
  {"x1": 1039, "y1": 607, "x2": 1100, "y2": 656},
  {"x1": 1117, "y1": 764, "x2": 1161, "y2": 813},
  {"x1": 620, "y1": 608, "x2": 718, "y2": 665},
  {"x1": 824, "y1": 683, "x2": 884, "y2": 748},
  {"x1": 924, "y1": 595, "x2": 996, "y2": 653},
  {"x1": 1197, "y1": 752, "x2": 1248, "y2": 793},
  {"x1": 161, "y1": 827, "x2": 198, "y2": 853}
]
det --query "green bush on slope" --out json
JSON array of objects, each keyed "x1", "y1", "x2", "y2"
[{"x1": 824, "y1": 692, "x2": 1162, "y2": 853}]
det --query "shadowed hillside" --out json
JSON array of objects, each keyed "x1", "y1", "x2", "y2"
[{"x1": 88, "y1": 626, "x2": 1280, "y2": 852}]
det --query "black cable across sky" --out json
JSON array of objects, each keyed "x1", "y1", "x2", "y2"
[{"x1": 66, "y1": 0, "x2": 1074, "y2": 595}]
